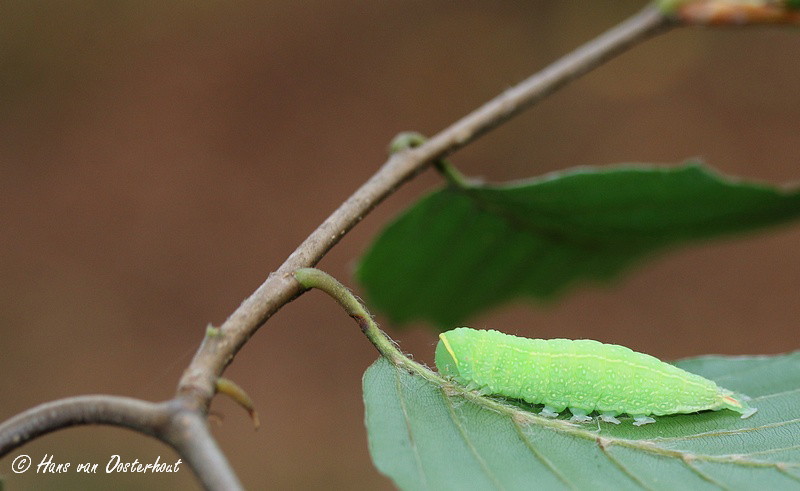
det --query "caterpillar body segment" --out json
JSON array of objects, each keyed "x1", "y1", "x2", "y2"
[{"x1": 435, "y1": 328, "x2": 756, "y2": 425}]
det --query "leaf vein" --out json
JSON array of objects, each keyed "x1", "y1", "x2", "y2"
[
  {"x1": 739, "y1": 444, "x2": 800, "y2": 458},
  {"x1": 598, "y1": 442, "x2": 656, "y2": 491},
  {"x1": 752, "y1": 387, "x2": 800, "y2": 401},
  {"x1": 680, "y1": 458, "x2": 730, "y2": 490},
  {"x1": 440, "y1": 390, "x2": 507, "y2": 491},
  {"x1": 652, "y1": 418, "x2": 800, "y2": 443},
  {"x1": 510, "y1": 418, "x2": 577, "y2": 490},
  {"x1": 392, "y1": 365, "x2": 430, "y2": 490}
]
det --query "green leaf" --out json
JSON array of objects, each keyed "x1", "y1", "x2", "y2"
[
  {"x1": 363, "y1": 351, "x2": 800, "y2": 491},
  {"x1": 357, "y1": 163, "x2": 800, "y2": 327}
]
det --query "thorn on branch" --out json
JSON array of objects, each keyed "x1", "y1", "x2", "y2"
[{"x1": 215, "y1": 378, "x2": 261, "y2": 430}]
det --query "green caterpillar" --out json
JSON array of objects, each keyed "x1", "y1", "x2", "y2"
[{"x1": 435, "y1": 328, "x2": 756, "y2": 426}]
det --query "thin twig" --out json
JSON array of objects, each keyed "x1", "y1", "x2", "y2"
[
  {"x1": 0, "y1": 395, "x2": 171, "y2": 456},
  {"x1": 293, "y1": 268, "x2": 414, "y2": 370},
  {"x1": 177, "y1": 6, "x2": 672, "y2": 404}
]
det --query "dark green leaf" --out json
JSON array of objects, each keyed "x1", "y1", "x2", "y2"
[
  {"x1": 357, "y1": 163, "x2": 800, "y2": 327},
  {"x1": 363, "y1": 351, "x2": 800, "y2": 490}
]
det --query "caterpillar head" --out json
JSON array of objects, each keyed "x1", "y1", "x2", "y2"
[{"x1": 435, "y1": 332, "x2": 461, "y2": 379}]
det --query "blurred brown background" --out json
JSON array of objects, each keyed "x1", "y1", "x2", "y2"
[{"x1": 1, "y1": 1, "x2": 798, "y2": 489}]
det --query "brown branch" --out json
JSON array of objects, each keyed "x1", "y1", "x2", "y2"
[
  {"x1": 176, "y1": 5, "x2": 672, "y2": 406},
  {"x1": 0, "y1": 396, "x2": 171, "y2": 456},
  {"x1": 0, "y1": 396, "x2": 242, "y2": 490}
]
